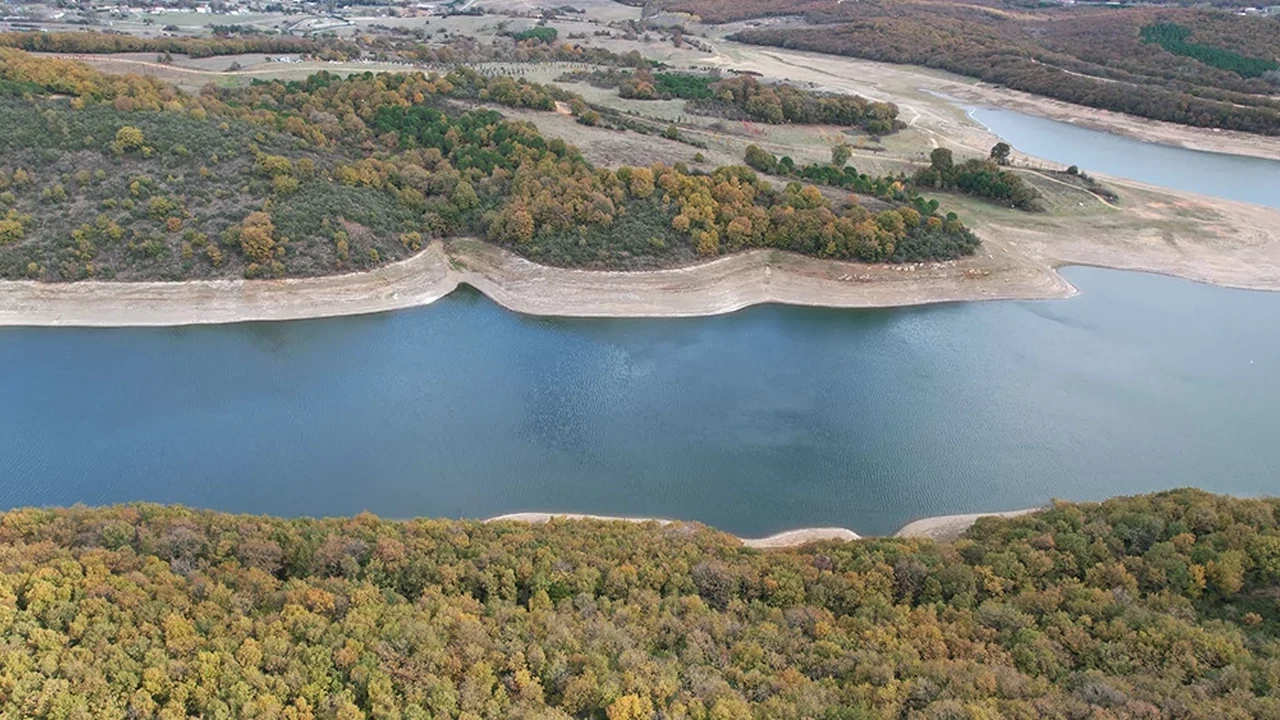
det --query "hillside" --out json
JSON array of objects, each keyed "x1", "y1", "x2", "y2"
[
  {"x1": 671, "y1": 0, "x2": 1280, "y2": 135},
  {"x1": 0, "y1": 46, "x2": 977, "y2": 282},
  {"x1": 0, "y1": 489, "x2": 1277, "y2": 717}
]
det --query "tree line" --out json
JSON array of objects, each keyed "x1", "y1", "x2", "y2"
[
  {"x1": 0, "y1": 488, "x2": 1275, "y2": 717},
  {"x1": 690, "y1": 75, "x2": 900, "y2": 135},
  {"x1": 558, "y1": 68, "x2": 715, "y2": 101},
  {"x1": 745, "y1": 141, "x2": 1038, "y2": 215},
  {"x1": 0, "y1": 28, "x2": 657, "y2": 69},
  {"x1": 0, "y1": 30, "x2": 319, "y2": 59},
  {"x1": 914, "y1": 146, "x2": 1042, "y2": 212}
]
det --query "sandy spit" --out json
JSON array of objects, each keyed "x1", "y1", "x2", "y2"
[
  {"x1": 894, "y1": 508, "x2": 1044, "y2": 543},
  {"x1": 486, "y1": 512, "x2": 861, "y2": 548}
]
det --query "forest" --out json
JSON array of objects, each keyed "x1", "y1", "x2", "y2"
[
  {"x1": 1140, "y1": 23, "x2": 1279, "y2": 79},
  {"x1": 669, "y1": 0, "x2": 1280, "y2": 135},
  {"x1": 0, "y1": 489, "x2": 1276, "y2": 717},
  {"x1": 0, "y1": 47, "x2": 974, "y2": 281}
]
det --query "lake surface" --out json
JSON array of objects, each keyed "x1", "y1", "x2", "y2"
[
  {"x1": 967, "y1": 106, "x2": 1280, "y2": 209},
  {"x1": 1, "y1": 266, "x2": 1277, "y2": 536}
]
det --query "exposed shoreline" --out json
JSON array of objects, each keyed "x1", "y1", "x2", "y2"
[
  {"x1": 893, "y1": 508, "x2": 1044, "y2": 543},
  {"x1": 703, "y1": 39, "x2": 1280, "y2": 164},
  {"x1": 0, "y1": 238, "x2": 1079, "y2": 327},
  {"x1": 945, "y1": 78, "x2": 1280, "y2": 164},
  {"x1": 3, "y1": 196, "x2": 1280, "y2": 328},
  {"x1": 486, "y1": 513, "x2": 862, "y2": 547},
  {"x1": 486, "y1": 508, "x2": 1045, "y2": 547}
]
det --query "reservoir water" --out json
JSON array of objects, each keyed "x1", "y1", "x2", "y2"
[
  {"x1": 1, "y1": 267, "x2": 1277, "y2": 537},
  {"x1": 967, "y1": 106, "x2": 1280, "y2": 209}
]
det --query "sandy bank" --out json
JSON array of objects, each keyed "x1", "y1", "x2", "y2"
[
  {"x1": 895, "y1": 508, "x2": 1044, "y2": 543},
  {"x1": 486, "y1": 512, "x2": 861, "y2": 547},
  {"x1": 487, "y1": 508, "x2": 1049, "y2": 546},
  {"x1": 0, "y1": 244, "x2": 455, "y2": 327},
  {"x1": 0, "y1": 236, "x2": 1076, "y2": 327},
  {"x1": 742, "y1": 527, "x2": 861, "y2": 548}
]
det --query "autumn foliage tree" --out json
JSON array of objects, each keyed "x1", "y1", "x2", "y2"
[
  {"x1": 0, "y1": 489, "x2": 1275, "y2": 717},
  {"x1": 110, "y1": 125, "x2": 145, "y2": 154},
  {"x1": 238, "y1": 211, "x2": 276, "y2": 265}
]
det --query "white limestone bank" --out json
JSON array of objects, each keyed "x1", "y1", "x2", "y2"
[{"x1": 0, "y1": 238, "x2": 1072, "y2": 327}]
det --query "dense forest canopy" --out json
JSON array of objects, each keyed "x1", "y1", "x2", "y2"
[
  {"x1": 0, "y1": 48, "x2": 974, "y2": 282},
  {"x1": 1140, "y1": 22, "x2": 1279, "y2": 79},
  {"x1": 0, "y1": 489, "x2": 1276, "y2": 717},
  {"x1": 511, "y1": 27, "x2": 560, "y2": 44},
  {"x1": 666, "y1": 0, "x2": 1280, "y2": 135}
]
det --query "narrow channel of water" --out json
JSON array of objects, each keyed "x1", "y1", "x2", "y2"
[
  {"x1": 1, "y1": 267, "x2": 1276, "y2": 536},
  {"x1": 965, "y1": 106, "x2": 1280, "y2": 209}
]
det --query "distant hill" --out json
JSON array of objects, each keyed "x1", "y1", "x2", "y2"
[{"x1": 669, "y1": 0, "x2": 1280, "y2": 135}]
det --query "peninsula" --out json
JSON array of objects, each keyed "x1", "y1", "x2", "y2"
[{"x1": 1, "y1": 32, "x2": 1279, "y2": 326}]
